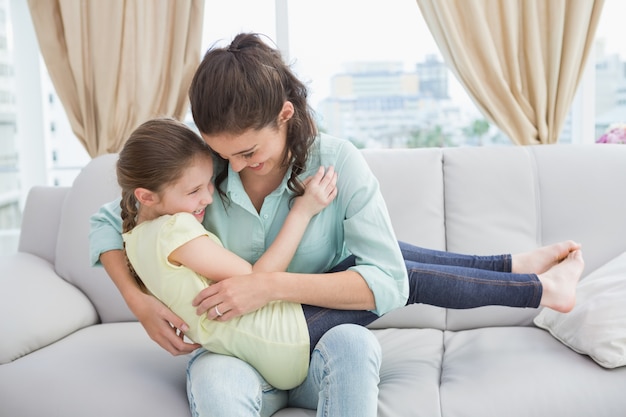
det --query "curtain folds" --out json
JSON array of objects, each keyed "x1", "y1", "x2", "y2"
[
  {"x1": 416, "y1": 0, "x2": 604, "y2": 145},
  {"x1": 27, "y1": 0, "x2": 205, "y2": 157}
]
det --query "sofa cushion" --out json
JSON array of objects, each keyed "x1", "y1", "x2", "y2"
[
  {"x1": 18, "y1": 186, "x2": 69, "y2": 263},
  {"x1": 374, "y1": 327, "x2": 444, "y2": 417},
  {"x1": 0, "y1": 322, "x2": 191, "y2": 417},
  {"x1": 0, "y1": 253, "x2": 98, "y2": 364},
  {"x1": 54, "y1": 154, "x2": 134, "y2": 323},
  {"x1": 363, "y1": 148, "x2": 448, "y2": 330},
  {"x1": 440, "y1": 327, "x2": 626, "y2": 417},
  {"x1": 530, "y1": 144, "x2": 626, "y2": 273},
  {"x1": 534, "y1": 251, "x2": 626, "y2": 368},
  {"x1": 362, "y1": 148, "x2": 446, "y2": 250},
  {"x1": 441, "y1": 146, "x2": 543, "y2": 329}
]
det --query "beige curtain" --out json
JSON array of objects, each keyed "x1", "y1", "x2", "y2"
[
  {"x1": 416, "y1": 0, "x2": 604, "y2": 145},
  {"x1": 27, "y1": 0, "x2": 205, "y2": 157}
]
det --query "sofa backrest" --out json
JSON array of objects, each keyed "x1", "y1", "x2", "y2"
[
  {"x1": 44, "y1": 144, "x2": 626, "y2": 329},
  {"x1": 18, "y1": 186, "x2": 69, "y2": 263},
  {"x1": 370, "y1": 144, "x2": 626, "y2": 331},
  {"x1": 54, "y1": 153, "x2": 134, "y2": 323},
  {"x1": 362, "y1": 148, "x2": 448, "y2": 330}
]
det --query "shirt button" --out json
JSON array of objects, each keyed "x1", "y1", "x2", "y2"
[{"x1": 263, "y1": 214, "x2": 269, "y2": 219}]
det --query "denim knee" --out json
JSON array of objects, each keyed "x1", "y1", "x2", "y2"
[
  {"x1": 186, "y1": 349, "x2": 278, "y2": 417},
  {"x1": 316, "y1": 324, "x2": 381, "y2": 362},
  {"x1": 313, "y1": 324, "x2": 382, "y2": 386},
  {"x1": 308, "y1": 324, "x2": 381, "y2": 416}
]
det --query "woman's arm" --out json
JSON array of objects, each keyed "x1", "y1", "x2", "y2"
[
  {"x1": 170, "y1": 166, "x2": 337, "y2": 279},
  {"x1": 99, "y1": 250, "x2": 201, "y2": 355},
  {"x1": 192, "y1": 269, "x2": 376, "y2": 321},
  {"x1": 90, "y1": 200, "x2": 200, "y2": 355}
]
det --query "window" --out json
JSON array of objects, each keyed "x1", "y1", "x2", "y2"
[
  {"x1": 0, "y1": 0, "x2": 18, "y2": 253},
  {"x1": 2, "y1": 0, "x2": 625, "y2": 253},
  {"x1": 593, "y1": 0, "x2": 626, "y2": 139}
]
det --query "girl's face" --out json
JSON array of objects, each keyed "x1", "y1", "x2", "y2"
[{"x1": 152, "y1": 155, "x2": 215, "y2": 222}]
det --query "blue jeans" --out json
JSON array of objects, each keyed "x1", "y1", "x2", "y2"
[
  {"x1": 186, "y1": 241, "x2": 542, "y2": 416},
  {"x1": 187, "y1": 324, "x2": 381, "y2": 417},
  {"x1": 302, "y1": 241, "x2": 542, "y2": 351}
]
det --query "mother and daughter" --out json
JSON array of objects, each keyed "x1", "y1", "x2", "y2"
[{"x1": 90, "y1": 32, "x2": 584, "y2": 417}]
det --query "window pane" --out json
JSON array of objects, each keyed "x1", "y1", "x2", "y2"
[
  {"x1": 203, "y1": 0, "x2": 276, "y2": 51},
  {"x1": 287, "y1": 0, "x2": 501, "y2": 148},
  {"x1": 0, "y1": 0, "x2": 19, "y2": 253},
  {"x1": 594, "y1": 0, "x2": 626, "y2": 141}
]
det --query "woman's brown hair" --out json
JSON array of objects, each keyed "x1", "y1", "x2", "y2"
[{"x1": 189, "y1": 32, "x2": 317, "y2": 202}]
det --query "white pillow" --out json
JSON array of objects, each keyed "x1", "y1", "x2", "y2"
[{"x1": 534, "y1": 251, "x2": 626, "y2": 368}]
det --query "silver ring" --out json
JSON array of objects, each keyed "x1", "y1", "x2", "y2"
[{"x1": 214, "y1": 305, "x2": 223, "y2": 317}]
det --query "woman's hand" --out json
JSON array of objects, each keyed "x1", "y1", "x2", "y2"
[
  {"x1": 131, "y1": 290, "x2": 201, "y2": 355},
  {"x1": 192, "y1": 273, "x2": 272, "y2": 321},
  {"x1": 100, "y1": 249, "x2": 201, "y2": 355}
]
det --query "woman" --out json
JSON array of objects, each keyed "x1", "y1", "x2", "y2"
[{"x1": 90, "y1": 33, "x2": 582, "y2": 416}]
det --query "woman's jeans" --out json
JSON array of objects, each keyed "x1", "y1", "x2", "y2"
[
  {"x1": 186, "y1": 241, "x2": 542, "y2": 416},
  {"x1": 187, "y1": 324, "x2": 381, "y2": 417}
]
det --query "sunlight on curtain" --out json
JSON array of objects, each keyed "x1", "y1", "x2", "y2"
[
  {"x1": 27, "y1": 0, "x2": 205, "y2": 156},
  {"x1": 416, "y1": 0, "x2": 604, "y2": 145}
]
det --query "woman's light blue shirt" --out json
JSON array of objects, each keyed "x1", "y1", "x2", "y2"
[{"x1": 89, "y1": 134, "x2": 408, "y2": 315}]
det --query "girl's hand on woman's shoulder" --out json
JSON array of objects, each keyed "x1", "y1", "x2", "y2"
[{"x1": 295, "y1": 166, "x2": 338, "y2": 218}]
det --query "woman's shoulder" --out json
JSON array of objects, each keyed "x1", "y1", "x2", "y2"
[{"x1": 315, "y1": 133, "x2": 360, "y2": 163}]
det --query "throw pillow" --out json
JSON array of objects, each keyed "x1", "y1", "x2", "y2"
[{"x1": 533, "y1": 251, "x2": 626, "y2": 368}]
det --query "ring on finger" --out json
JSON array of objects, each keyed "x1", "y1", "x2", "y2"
[{"x1": 214, "y1": 305, "x2": 223, "y2": 317}]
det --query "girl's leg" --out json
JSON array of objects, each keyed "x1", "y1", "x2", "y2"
[
  {"x1": 398, "y1": 241, "x2": 512, "y2": 272},
  {"x1": 404, "y1": 261, "x2": 542, "y2": 309},
  {"x1": 399, "y1": 240, "x2": 581, "y2": 274},
  {"x1": 400, "y1": 241, "x2": 583, "y2": 311},
  {"x1": 288, "y1": 324, "x2": 381, "y2": 417},
  {"x1": 322, "y1": 243, "x2": 532, "y2": 320},
  {"x1": 331, "y1": 242, "x2": 514, "y2": 273},
  {"x1": 187, "y1": 349, "x2": 288, "y2": 417},
  {"x1": 302, "y1": 305, "x2": 379, "y2": 352}
]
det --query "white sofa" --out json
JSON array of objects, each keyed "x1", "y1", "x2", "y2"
[{"x1": 2, "y1": 144, "x2": 626, "y2": 417}]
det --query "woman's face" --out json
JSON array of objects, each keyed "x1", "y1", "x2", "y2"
[
  {"x1": 201, "y1": 123, "x2": 288, "y2": 177},
  {"x1": 200, "y1": 102, "x2": 294, "y2": 178}
]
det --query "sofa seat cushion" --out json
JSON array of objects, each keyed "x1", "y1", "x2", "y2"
[
  {"x1": 440, "y1": 327, "x2": 626, "y2": 417},
  {"x1": 0, "y1": 253, "x2": 98, "y2": 364},
  {"x1": 0, "y1": 322, "x2": 191, "y2": 417},
  {"x1": 375, "y1": 328, "x2": 444, "y2": 417}
]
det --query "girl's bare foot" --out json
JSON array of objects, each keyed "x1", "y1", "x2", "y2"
[
  {"x1": 537, "y1": 250, "x2": 584, "y2": 313},
  {"x1": 512, "y1": 240, "x2": 581, "y2": 274}
]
